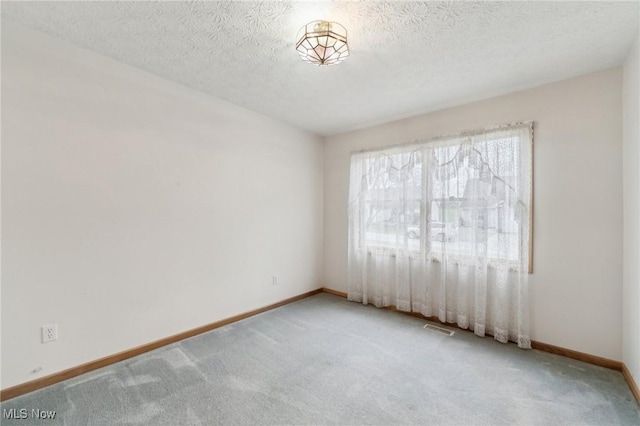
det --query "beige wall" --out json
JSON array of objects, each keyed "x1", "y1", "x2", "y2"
[
  {"x1": 324, "y1": 69, "x2": 624, "y2": 361},
  {"x1": 1, "y1": 23, "x2": 323, "y2": 389},
  {"x1": 1, "y1": 20, "x2": 633, "y2": 391},
  {"x1": 623, "y1": 36, "x2": 640, "y2": 382}
]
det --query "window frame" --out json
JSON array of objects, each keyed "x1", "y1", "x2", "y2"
[{"x1": 350, "y1": 122, "x2": 534, "y2": 274}]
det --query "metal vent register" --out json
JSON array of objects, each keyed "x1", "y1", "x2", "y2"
[{"x1": 423, "y1": 324, "x2": 455, "y2": 336}]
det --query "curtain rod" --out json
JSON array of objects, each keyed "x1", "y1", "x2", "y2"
[{"x1": 350, "y1": 121, "x2": 534, "y2": 156}]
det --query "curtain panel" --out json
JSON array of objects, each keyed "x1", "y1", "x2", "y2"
[{"x1": 347, "y1": 123, "x2": 533, "y2": 348}]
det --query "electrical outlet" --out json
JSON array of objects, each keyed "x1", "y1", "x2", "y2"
[
  {"x1": 42, "y1": 323, "x2": 57, "y2": 343},
  {"x1": 272, "y1": 275, "x2": 278, "y2": 286}
]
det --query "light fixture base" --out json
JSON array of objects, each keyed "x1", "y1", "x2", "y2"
[{"x1": 296, "y1": 20, "x2": 349, "y2": 66}]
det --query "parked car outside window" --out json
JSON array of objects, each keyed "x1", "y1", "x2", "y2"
[{"x1": 407, "y1": 222, "x2": 458, "y2": 241}]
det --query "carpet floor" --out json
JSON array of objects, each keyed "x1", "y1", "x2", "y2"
[{"x1": 2, "y1": 293, "x2": 639, "y2": 425}]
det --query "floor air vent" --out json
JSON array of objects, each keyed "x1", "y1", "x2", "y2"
[{"x1": 423, "y1": 324, "x2": 455, "y2": 336}]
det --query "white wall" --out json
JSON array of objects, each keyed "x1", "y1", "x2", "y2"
[
  {"x1": 324, "y1": 69, "x2": 624, "y2": 361},
  {"x1": 623, "y1": 36, "x2": 640, "y2": 382},
  {"x1": 1, "y1": 23, "x2": 323, "y2": 389}
]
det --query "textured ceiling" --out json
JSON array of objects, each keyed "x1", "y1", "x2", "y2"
[{"x1": 2, "y1": 1, "x2": 638, "y2": 135}]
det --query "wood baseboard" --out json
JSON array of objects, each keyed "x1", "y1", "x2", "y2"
[
  {"x1": 323, "y1": 287, "x2": 640, "y2": 405},
  {"x1": 321, "y1": 287, "x2": 347, "y2": 298},
  {"x1": 622, "y1": 363, "x2": 640, "y2": 404},
  {"x1": 321, "y1": 288, "x2": 624, "y2": 371},
  {"x1": 5, "y1": 287, "x2": 638, "y2": 406},
  {"x1": 529, "y1": 341, "x2": 621, "y2": 371},
  {"x1": 0, "y1": 288, "x2": 323, "y2": 402}
]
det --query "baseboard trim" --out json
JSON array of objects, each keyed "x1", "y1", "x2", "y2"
[
  {"x1": 321, "y1": 287, "x2": 624, "y2": 371},
  {"x1": 5, "y1": 287, "x2": 637, "y2": 406},
  {"x1": 321, "y1": 287, "x2": 348, "y2": 298},
  {"x1": 622, "y1": 363, "x2": 640, "y2": 404},
  {"x1": 322, "y1": 288, "x2": 640, "y2": 405},
  {"x1": 529, "y1": 341, "x2": 621, "y2": 371},
  {"x1": 0, "y1": 288, "x2": 323, "y2": 402}
]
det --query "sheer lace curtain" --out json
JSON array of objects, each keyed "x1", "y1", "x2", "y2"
[{"x1": 348, "y1": 123, "x2": 532, "y2": 348}]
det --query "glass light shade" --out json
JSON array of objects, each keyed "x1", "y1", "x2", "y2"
[{"x1": 296, "y1": 20, "x2": 349, "y2": 66}]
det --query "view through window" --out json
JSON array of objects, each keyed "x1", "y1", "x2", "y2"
[{"x1": 351, "y1": 124, "x2": 532, "y2": 266}]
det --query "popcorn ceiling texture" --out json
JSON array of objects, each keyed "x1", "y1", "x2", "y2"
[{"x1": 2, "y1": 1, "x2": 638, "y2": 135}]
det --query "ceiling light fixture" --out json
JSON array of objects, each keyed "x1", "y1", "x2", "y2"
[{"x1": 296, "y1": 20, "x2": 349, "y2": 66}]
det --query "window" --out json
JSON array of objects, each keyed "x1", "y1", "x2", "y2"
[{"x1": 348, "y1": 123, "x2": 533, "y2": 271}]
